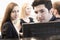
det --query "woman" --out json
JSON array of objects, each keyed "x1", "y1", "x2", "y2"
[
  {"x1": 20, "y1": 3, "x2": 34, "y2": 32},
  {"x1": 19, "y1": 3, "x2": 34, "y2": 37},
  {"x1": 1, "y1": 2, "x2": 20, "y2": 39}
]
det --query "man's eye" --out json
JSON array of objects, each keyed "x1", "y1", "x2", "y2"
[
  {"x1": 40, "y1": 9, "x2": 44, "y2": 13},
  {"x1": 35, "y1": 11, "x2": 38, "y2": 14}
]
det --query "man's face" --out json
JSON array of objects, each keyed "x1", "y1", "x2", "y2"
[{"x1": 34, "y1": 4, "x2": 50, "y2": 22}]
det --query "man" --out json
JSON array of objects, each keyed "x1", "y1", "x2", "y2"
[
  {"x1": 32, "y1": 0, "x2": 54, "y2": 22},
  {"x1": 31, "y1": 1, "x2": 60, "y2": 40}
]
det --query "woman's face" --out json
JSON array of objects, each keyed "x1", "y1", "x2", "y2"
[
  {"x1": 10, "y1": 6, "x2": 19, "y2": 20},
  {"x1": 25, "y1": 5, "x2": 32, "y2": 16}
]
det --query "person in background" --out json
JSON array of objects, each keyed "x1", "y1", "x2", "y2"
[
  {"x1": 51, "y1": 1, "x2": 60, "y2": 21},
  {"x1": 19, "y1": 3, "x2": 34, "y2": 37},
  {"x1": 32, "y1": 0, "x2": 55, "y2": 22},
  {"x1": 1, "y1": 2, "x2": 20, "y2": 39}
]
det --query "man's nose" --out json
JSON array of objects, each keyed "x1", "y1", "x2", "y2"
[
  {"x1": 15, "y1": 11, "x2": 18, "y2": 13},
  {"x1": 37, "y1": 12, "x2": 42, "y2": 17}
]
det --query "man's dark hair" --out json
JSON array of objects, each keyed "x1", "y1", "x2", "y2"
[
  {"x1": 32, "y1": 0, "x2": 52, "y2": 10},
  {"x1": 34, "y1": 0, "x2": 51, "y2": 1}
]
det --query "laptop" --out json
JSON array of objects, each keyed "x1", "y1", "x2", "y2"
[{"x1": 22, "y1": 21, "x2": 60, "y2": 38}]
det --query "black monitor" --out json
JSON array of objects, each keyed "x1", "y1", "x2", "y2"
[{"x1": 22, "y1": 21, "x2": 60, "y2": 39}]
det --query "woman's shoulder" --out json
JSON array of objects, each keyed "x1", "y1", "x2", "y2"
[
  {"x1": 29, "y1": 17, "x2": 34, "y2": 22},
  {"x1": 20, "y1": 19, "x2": 25, "y2": 23},
  {"x1": 2, "y1": 21, "x2": 12, "y2": 28},
  {"x1": 29, "y1": 17, "x2": 33, "y2": 20},
  {"x1": 20, "y1": 19, "x2": 23, "y2": 21},
  {"x1": 4, "y1": 21, "x2": 11, "y2": 25}
]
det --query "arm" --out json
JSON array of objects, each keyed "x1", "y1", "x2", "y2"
[{"x1": 1, "y1": 22, "x2": 13, "y2": 39}]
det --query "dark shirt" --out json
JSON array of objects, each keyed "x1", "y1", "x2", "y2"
[
  {"x1": 50, "y1": 15, "x2": 60, "y2": 21},
  {"x1": 20, "y1": 17, "x2": 34, "y2": 32},
  {"x1": 1, "y1": 21, "x2": 19, "y2": 39},
  {"x1": 50, "y1": 15, "x2": 56, "y2": 21}
]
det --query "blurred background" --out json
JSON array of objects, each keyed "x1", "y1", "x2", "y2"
[{"x1": 0, "y1": 0, "x2": 60, "y2": 32}]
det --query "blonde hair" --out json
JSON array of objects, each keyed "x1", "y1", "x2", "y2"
[{"x1": 20, "y1": 3, "x2": 31, "y2": 19}]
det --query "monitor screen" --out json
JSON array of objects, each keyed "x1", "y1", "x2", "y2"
[{"x1": 22, "y1": 21, "x2": 60, "y2": 38}]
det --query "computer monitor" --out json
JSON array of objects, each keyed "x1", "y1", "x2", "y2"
[{"x1": 22, "y1": 21, "x2": 60, "y2": 38}]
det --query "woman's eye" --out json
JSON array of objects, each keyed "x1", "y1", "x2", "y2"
[
  {"x1": 12, "y1": 11, "x2": 15, "y2": 13},
  {"x1": 12, "y1": 10, "x2": 19, "y2": 13}
]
